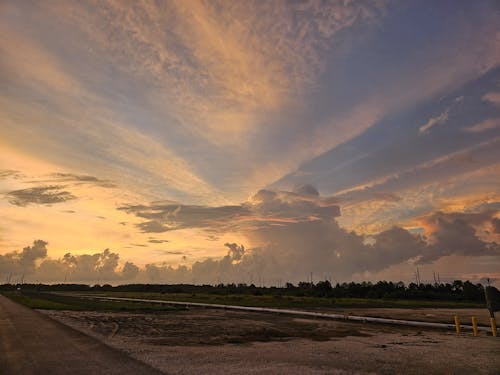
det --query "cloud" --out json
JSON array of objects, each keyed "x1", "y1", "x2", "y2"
[
  {"x1": 136, "y1": 221, "x2": 171, "y2": 233},
  {"x1": 60, "y1": 249, "x2": 120, "y2": 281},
  {"x1": 70, "y1": 0, "x2": 387, "y2": 143},
  {"x1": 0, "y1": 0, "x2": 393, "y2": 206},
  {"x1": 120, "y1": 203, "x2": 249, "y2": 233},
  {"x1": 293, "y1": 184, "x2": 320, "y2": 197},
  {"x1": 2, "y1": 1, "x2": 498, "y2": 208},
  {"x1": 333, "y1": 138, "x2": 500, "y2": 206},
  {"x1": 119, "y1": 187, "x2": 340, "y2": 234},
  {"x1": 419, "y1": 94, "x2": 470, "y2": 134},
  {"x1": 370, "y1": 193, "x2": 402, "y2": 202},
  {"x1": 0, "y1": 240, "x2": 48, "y2": 278},
  {"x1": 248, "y1": 188, "x2": 340, "y2": 224},
  {"x1": 0, "y1": 170, "x2": 21, "y2": 180},
  {"x1": 224, "y1": 243, "x2": 245, "y2": 262},
  {"x1": 482, "y1": 92, "x2": 500, "y2": 107},
  {"x1": 492, "y1": 217, "x2": 500, "y2": 234},
  {"x1": 158, "y1": 209, "x2": 499, "y2": 283},
  {"x1": 38, "y1": 173, "x2": 117, "y2": 188},
  {"x1": 113, "y1": 186, "x2": 500, "y2": 283},
  {"x1": 175, "y1": 209, "x2": 499, "y2": 283},
  {"x1": 154, "y1": 250, "x2": 185, "y2": 256},
  {"x1": 1, "y1": 2, "x2": 499, "y2": 285},
  {"x1": 419, "y1": 108, "x2": 450, "y2": 134},
  {"x1": 148, "y1": 239, "x2": 169, "y2": 244},
  {"x1": 121, "y1": 261, "x2": 140, "y2": 280},
  {"x1": 463, "y1": 118, "x2": 500, "y2": 133},
  {"x1": 5, "y1": 202, "x2": 500, "y2": 283},
  {"x1": 35, "y1": 248, "x2": 139, "y2": 283},
  {"x1": 6, "y1": 186, "x2": 76, "y2": 206},
  {"x1": 418, "y1": 210, "x2": 500, "y2": 263}
]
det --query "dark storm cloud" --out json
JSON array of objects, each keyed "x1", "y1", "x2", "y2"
[
  {"x1": 11, "y1": 177, "x2": 476, "y2": 283},
  {"x1": 5, "y1": 191, "x2": 498, "y2": 284},
  {"x1": 418, "y1": 211, "x2": 500, "y2": 263},
  {"x1": 115, "y1": 187, "x2": 494, "y2": 280},
  {"x1": 6, "y1": 186, "x2": 76, "y2": 206},
  {"x1": 119, "y1": 202, "x2": 250, "y2": 233},
  {"x1": 115, "y1": 187, "x2": 500, "y2": 283},
  {"x1": 492, "y1": 218, "x2": 500, "y2": 234},
  {"x1": 242, "y1": 220, "x2": 426, "y2": 280},
  {"x1": 181, "y1": 210, "x2": 500, "y2": 283},
  {"x1": 119, "y1": 187, "x2": 340, "y2": 234},
  {"x1": 113, "y1": 187, "x2": 423, "y2": 281},
  {"x1": 7, "y1": 206, "x2": 500, "y2": 283}
]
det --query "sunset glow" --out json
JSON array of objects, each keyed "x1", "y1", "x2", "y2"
[{"x1": 1, "y1": 0, "x2": 499, "y2": 285}]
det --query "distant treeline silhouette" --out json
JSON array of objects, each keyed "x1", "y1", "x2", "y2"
[{"x1": 0, "y1": 280, "x2": 487, "y2": 302}]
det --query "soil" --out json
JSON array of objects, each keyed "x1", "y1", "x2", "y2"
[{"x1": 41, "y1": 308, "x2": 500, "y2": 375}]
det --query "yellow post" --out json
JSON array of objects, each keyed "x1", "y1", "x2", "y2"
[
  {"x1": 471, "y1": 317, "x2": 478, "y2": 337},
  {"x1": 454, "y1": 315, "x2": 460, "y2": 334},
  {"x1": 490, "y1": 317, "x2": 497, "y2": 337}
]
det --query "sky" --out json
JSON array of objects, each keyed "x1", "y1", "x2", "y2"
[{"x1": 1, "y1": 0, "x2": 499, "y2": 286}]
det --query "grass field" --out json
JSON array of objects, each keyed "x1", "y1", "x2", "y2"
[
  {"x1": 1, "y1": 291, "x2": 182, "y2": 312},
  {"x1": 2, "y1": 290, "x2": 484, "y2": 311},
  {"x1": 85, "y1": 291, "x2": 483, "y2": 309}
]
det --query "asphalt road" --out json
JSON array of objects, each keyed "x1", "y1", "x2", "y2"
[{"x1": 0, "y1": 294, "x2": 163, "y2": 375}]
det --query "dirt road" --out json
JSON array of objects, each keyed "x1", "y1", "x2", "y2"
[{"x1": 0, "y1": 295, "x2": 161, "y2": 375}]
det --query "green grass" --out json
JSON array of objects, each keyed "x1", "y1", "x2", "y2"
[
  {"x1": 86, "y1": 291, "x2": 483, "y2": 309},
  {"x1": 1, "y1": 291, "x2": 183, "y2": 312},
  {"x1": 3, "y1": 290, "x2": 482, "y2": 311}
]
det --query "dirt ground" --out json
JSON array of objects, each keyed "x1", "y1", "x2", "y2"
[{"x1": 41, "y1": 308, "x2": 500, "y2": 375}]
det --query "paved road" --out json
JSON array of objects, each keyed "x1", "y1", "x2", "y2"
[{"x1": 0, "y1": 295, "x2": 163, "y2": 375}]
